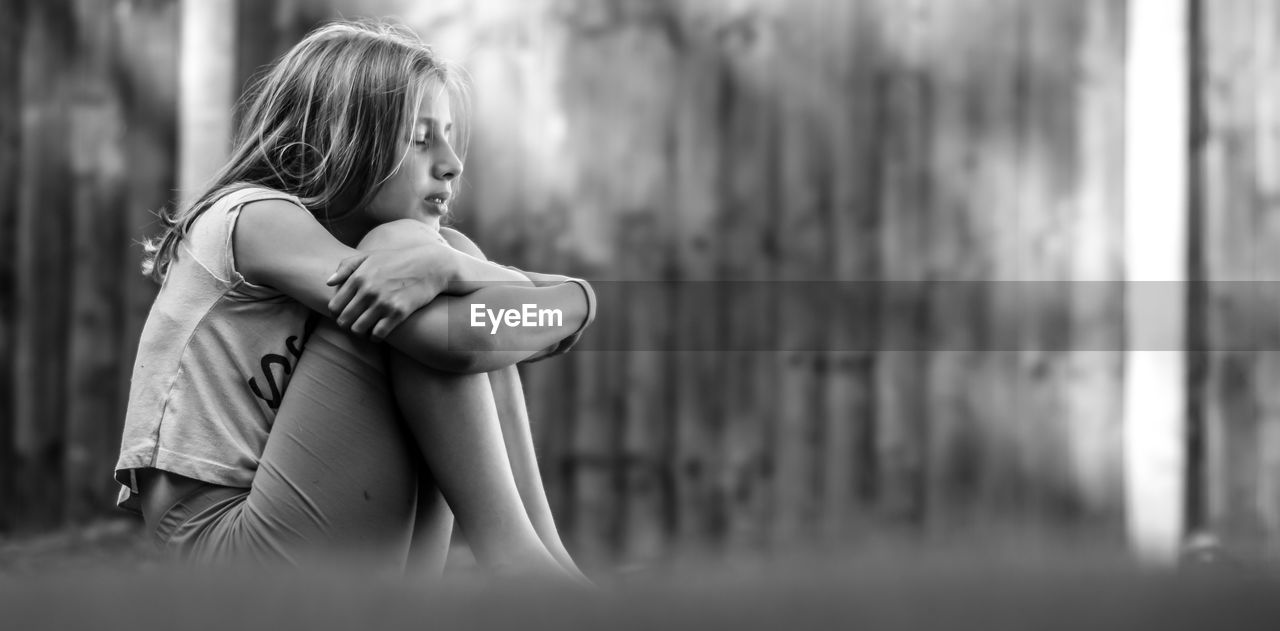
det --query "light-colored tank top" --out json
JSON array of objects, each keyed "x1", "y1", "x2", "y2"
[{"x1": 114, "y1": 186, "x2": 314, "y2": 513}]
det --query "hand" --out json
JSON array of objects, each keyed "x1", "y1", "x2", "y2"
[
  {"x1": 325, "y1": 231, "x2": 457, "y2": 341},
  {"x1": 507, "y1": 267, "x2": 572, "y2": 287}
]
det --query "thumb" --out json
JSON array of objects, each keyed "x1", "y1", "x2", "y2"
[{"x1": 327, "y1": 254, "x2": 367, "y2": 286}]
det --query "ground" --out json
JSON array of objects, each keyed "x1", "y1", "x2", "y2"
[{"x1": 2, "y1": 523, "x2": 1280, "y2": 630}]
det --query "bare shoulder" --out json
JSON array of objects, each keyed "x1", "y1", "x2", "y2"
[
  {"x1": 439, "y1": 226, "x2": 487, "y2": 260},
  {"x1": 233, "y1": 197, "x2": 352, "y2": 302},
  {"x1": 238, "y1": 197, "x2": 314, "y2": 225}
]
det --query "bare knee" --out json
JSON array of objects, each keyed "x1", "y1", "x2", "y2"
[{"x1": 438, "y1": 227, "x2": 487, "y2": 260}]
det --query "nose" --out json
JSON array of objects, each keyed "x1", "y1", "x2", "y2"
[{"x1": 432, "y1": 141, "x2": 463, "y2": 181}]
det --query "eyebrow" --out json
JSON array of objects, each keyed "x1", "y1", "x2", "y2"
[{"x1": 416, "y1": 117, "x2": 453, "y2": 133}]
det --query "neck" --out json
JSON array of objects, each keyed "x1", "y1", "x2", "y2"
[
  {"x1": 319, "y1": 189, "x2": 372, "y2": 247},
  {"x1": 325, "y1": 213, "x2": 373, "y2": 248}
]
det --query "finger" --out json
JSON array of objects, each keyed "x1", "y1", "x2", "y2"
[
  {"x1": 370, "y1": 310, "x2": 407, "y2": 342},
  {"x1": 336, "y1": 290, "x2": 376, "y2": 330},
  {"x1": 348, "y1": 304, "x2": 385, "y2": 338},
  {"x1": 327, "y1": 254, "x2": 367, "y2": 286},
  {"x1": 327, "y1": 276, "x2": 361, "y2": 316}
]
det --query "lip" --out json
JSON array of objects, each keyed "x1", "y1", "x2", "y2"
[{"x1": 423, "y1": 193, "x2": 450, "y2": 215}]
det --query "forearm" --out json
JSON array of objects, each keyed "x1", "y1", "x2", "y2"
[
  {"x1": 385, "y1": 282, "x2": 589, "y2": 373},
  {"x1": 488, "y1": 364, "x2": 582, "y2": 576},
  {"x1": 446, "y1": 250, "x2": 534, "y2": 294}
]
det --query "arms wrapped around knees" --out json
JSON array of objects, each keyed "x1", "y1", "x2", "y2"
[
  {"x1": 435, "y1": 227, "x2": 597, "y2": 364},
  {"x1": 339, "y1": 220, "x2": 594, "y2": 373}
]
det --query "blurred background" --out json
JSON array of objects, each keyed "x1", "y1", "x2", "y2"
[{"x1": 0, "y1": 0, "x2": 1277, "y2": 573}]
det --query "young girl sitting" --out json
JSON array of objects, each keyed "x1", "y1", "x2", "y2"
[{"x1": 114, "y1": 19, "x2": 594, "y2": 582}]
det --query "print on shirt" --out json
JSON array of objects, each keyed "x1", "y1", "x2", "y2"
[{"x1": 247, "y1": 315, "x2": 317, "y2": 410}]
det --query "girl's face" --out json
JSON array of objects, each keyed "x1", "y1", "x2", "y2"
[{"x1": 365, "y1": 85, "x2": 462, "y2": 231}]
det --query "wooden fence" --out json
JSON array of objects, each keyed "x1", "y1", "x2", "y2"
[
  {"x1": 1, "y1": 0, "x2": 180, "y2": 531},
  {"x1": 1195, "y1": 0, "x2": 1280, "y2": 561},
  {"x1": 457, "y1": 0, "x2": 1129, "y2": 561},
  {"x1": 3, "y1": 0, "x2": 1275, "y2": 566}
]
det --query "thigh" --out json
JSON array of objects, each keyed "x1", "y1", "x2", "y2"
[{"x1": 189, "y1": 321, "x2": 425, "y2": 569}]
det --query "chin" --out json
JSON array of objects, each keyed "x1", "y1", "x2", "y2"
[{"x1": 418, "y1": 215, "x2": 441, "y2": 231}]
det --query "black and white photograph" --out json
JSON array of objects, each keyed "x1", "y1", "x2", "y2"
[{"x1": 1, "y1": 0, "x2": 1278, "y2": 628}]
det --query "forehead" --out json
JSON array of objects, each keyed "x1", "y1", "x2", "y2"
[{"x1": 411, "y1": 81, "x2": 453, "y2": 123}]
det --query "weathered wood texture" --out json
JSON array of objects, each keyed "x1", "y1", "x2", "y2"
[
  {"x1": 438, "y1": 0, "x2": 1129, "y2": 562},
  {"x1": 0, "y1": 0, "x2": 27, "y2": 533},
  {"x1": 2, "y1": 0, "x2": 178, "y2": 532},
  {"x1": 1195, "y1": 0, "x2": 1280, "y2": 562},
  {"x1": 1, "y1": 0, "x2": 1133, "y2": 564}
]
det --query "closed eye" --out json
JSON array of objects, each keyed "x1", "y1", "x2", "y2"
[
  {"x1": 412, "y1": 119, "x2": 454, "y2": 148},
  {"x1": 413, "y1": 128, "x2": 434, "y2": 147}
]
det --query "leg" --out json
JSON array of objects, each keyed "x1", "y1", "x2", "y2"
[
  {"x1": 146, "y1": 319, "x2": 561, "y2": 578},
  {"x1": 143, "y1": 321, "x2": 428, "y2": 571},
  {"x1": 407, "y1": 454, "x2": 454, "y2": 577},
  {"x1": 437, "y1": 225, "x2": 583, "y2": 577},
  {"x1": 388, "y1": 352, "x2": 568, "y2": 578},
  {"x1": 487, "y1": 364, "x2": 585, "y2": 579},
  {"x1": 358, "y1": 220, "x2": 570, "y2": 579}
]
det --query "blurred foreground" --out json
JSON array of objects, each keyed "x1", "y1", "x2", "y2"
[{"x1": 2, "y1": 520, "x2": 1280, "y2": 631}]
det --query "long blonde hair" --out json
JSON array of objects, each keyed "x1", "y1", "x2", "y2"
[{"x1": 142, "y1": 19, "x2": 469, "y2": 283}]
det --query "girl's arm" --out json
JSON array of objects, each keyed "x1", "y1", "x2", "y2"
[
  {"x1": 235, "y1": 200, "x2": 588, "y2": 373},
  {"x1": 438, "y1": 228, "x2": 596, "y2": 364},
  {"x1": 382, "y1": 283, "x2": 589, "y2": 373},
  {"x1": 325, "y1": 226, "x2": 537, "y2": 320}
]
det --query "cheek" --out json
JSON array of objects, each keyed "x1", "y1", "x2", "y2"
[{"x1": 376, "y1": 174, "x2": 412, "y2": 206}]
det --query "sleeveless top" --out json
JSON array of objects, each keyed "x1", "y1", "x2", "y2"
[{"x1": 114, "y1": 186, "x2": 315, "y2": 513}]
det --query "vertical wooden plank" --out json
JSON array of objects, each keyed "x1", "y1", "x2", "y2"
[
  {"x1": 557, "y1": 19, "x2": 630, "y2": 565},
  {"x1": 713, "y1": 2, "x2": 805, "y2": 552},
  {"x1": 616, "y1": 221, "x2": 668, "y2": 564},
  {"x1": 920, "y1": 0, "x2": 989, "y2": 534},
  {"x1": 567, "y1": 304, "x2": 620, "y2": 565},
  {"x1": 822, "y1": 0, "x2": 879, "y2": 541},
  {"x1": 1125, "y1": 0, "x2": 1191, "y2": 564},
  {"x1": 772, "y1": 0, "x2": 831, "y2": 546},
  {"x1": 648, "y1": 18, "x2": 723, "y2": 563},
  {"x1": 15, "y1": 0, "x2": 77, "y2": 531},
  {"x1": 234, "y1": 0, "x2": 324, "y2": 102},
  {"x1": 874, "y1": 0, "x2": 931, "y2": 530},
  {"x1": 669, "y1": 32, "x2": 718, "y2": 559},
  {"x1": 63, "y1": 0, "x2": 129, "y2": 523},
  {"x1": 1065, "y1": 0, "x2": 1127, "y2": 536},
  {"x1": 0, "y1": 0, "x2": 25, "y2": 534},
  {"x1": 1013, "y1": 0, "x2": 1082, "y2": 532},
  {"x1": 670, "y1": 235, "x2": 728, "y2": 554},
  {"x1": 1245, "y1": 0, "x2": 1280, "y2": 560},
  {"x1": 716, "y1": 38, "x2": 776, "y2": 552},
  {"x1": 613, "y1": 20, "x2": 685, "y2": 565},
  {"x1": 180, "y1": 0, "x2": 235, "y2": 202},
  {"x1": 1199, "y1": 0, "x2": 1258, "y2": 556}
]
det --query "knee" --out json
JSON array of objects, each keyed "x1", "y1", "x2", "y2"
[{"x1": 438, "y1": 227, "x2": 487, "y2": 260}]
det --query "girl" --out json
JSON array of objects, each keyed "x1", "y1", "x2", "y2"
[{"x1": 114, "y1": 19, "x2": 594, "y2": 581}]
